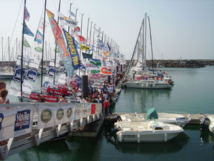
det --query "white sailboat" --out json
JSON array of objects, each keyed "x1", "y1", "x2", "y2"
[{"x1": 123, "y1": 13, "x2": 173, "y2": 89}]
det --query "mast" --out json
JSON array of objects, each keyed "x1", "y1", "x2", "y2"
[
  {"x1": 53, "y1": 0, "x2": 61, "y2": 85},
  {"x1": 8, "y1": 37, "x2": 10, "y2": 61},
  {"x1": 40, "y1": 0, "x2": 47, "y2": 90},
  {"x1": 144, "y1": 13, "x2": 147, "y2": 69},
  {"x1": 20, "y1": 0, "x2": 27, "y2": 102},
  {"x1": 92, "y1": 24, "x2": 96, "y2": 55},
  {"x1": 148, "y1": 16, "x2": 154, "y2": 72},
  {"x1": 86, "y1": 18, "x2": 89, "y2": 41},
  {"x1": 1, "y1": 37, "x2": 3, "y2": 61},
  {"x1": 68, "y1": 3, "x2": 72, "y2": 33},
  {"x1": 124, "y1": 19, "x2": 144, "y2": 79}
]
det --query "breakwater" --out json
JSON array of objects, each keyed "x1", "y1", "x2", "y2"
[{"x1": 126, "y1": 59, "x2": 214, "y2": 68}]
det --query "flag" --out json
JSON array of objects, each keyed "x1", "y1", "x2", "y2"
[
  {"x1": 74, "y1": 26, "x2": 80, "y2": 32},
  {"x1": 34, "y1": 30, "x2": 43, "y2": 44},
  {"x1": 58, "y1": 12, "x2": 77, "y2": 26},
  {"x1": 90, "y1": 59, "x2": 101, "y2": 66},
  {"x1": 69, "y1": 10, "x2": 76, "y2": 17},
  {"x1": 34, "y1": 47, "x2": 42, "y2": 53},
  {"x1": 63, "y1": 29, "x2": 81, "y2": 69},
  {"x1": 77, "y1": 35, "x2": 86, "y2": 43},
  {"x1": 82, "y1": 52, "x2": 92, "y2": 59},
  {"x1": 80, "y1": 44, "x2": 90, "y2": 51},
  {"x1": 24, "y1": 7, "x2": 30, "y2": 21},
  {"x1": 23, "y1": 39, "x2": 31, "y2": 47},
  {"x1": 23, "y1": 22, "x2": 34, "y2": 37}
]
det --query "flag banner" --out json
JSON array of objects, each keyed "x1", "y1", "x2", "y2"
[
  {"x1": 82, "y1": 52, "x2": 92, "y2": 59},
  {"x1": 77, "y1": 35, "x2": 86, "y2": 43},
  {"x1": 58, "y1": 12, "x2": 77, "y2": 26},
  {"x1": 13, "y1": 67, "x2": 26, "y2": 82},
  {"x1": 25, "y1": 69, "x2": 38, "y2": 81},
  {"x1": 69, "y1": 10, "x2": 76, "y2": 17},
  {"x1": 97, "y1": 39, "x2": 105, "y2": 49},
  {"x1": 100, "y1": 67, "x2": 112, "y2": 75},
  {"x1": 46, "y1": 10, "x2": 70, "y2": 57},
  {"x1": 80, "y1": 44, "x2": 90, "y2": 51},
  {"x1": 24, "y1": 7, "x2": 30, "y2": 21},
  {"x1": 90, "y1": 59, "x2": 101, "y2": 67},
  {"x1": 34, "y1": 30, "x2": 43, "y2": 44},
  {"x1": 63, "y1": 29, "x2": 81, "y2": 70},
  {"x1": 34, "y1": 47, "x2": 42, "y2": 53},
  {"x1": 23, "y1": 22, "x2": 34, "y2": 37},
  {"x1": 74, "y1": 26, "x2": 80, "y2": 32},
  {"x1": 23, "y1": 39, "x2": 31, "y2": 48},
  {"x1": 103, "y1": 51, "x2": 110, "y2": 57}
]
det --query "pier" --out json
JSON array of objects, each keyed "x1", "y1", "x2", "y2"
[{"x1": 0, "y1": 102, "x2": 103, "y2": 160}]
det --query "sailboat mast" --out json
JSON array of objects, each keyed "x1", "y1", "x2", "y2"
[
  {"x1": 40, "y1": 0, "x2": 47, "y2": 90},
  {"x1": 144, "y1": 13, "x2": 147, "y2": 68},
  {"x1": 125, "y1": 19, "x2": 144, "y2": 79},
  {"x1": 53, "y1": 0, "x2": 61, "y2": 85},
  {"x1": 20, "y1": 0, "x2": 27, "y2": 102},
  {"x1": 148, "y1": 16, "x2": 154, "y2": 72},
  {"x1": 68, "y1": 3, "x2": 72, "y2": 33}
]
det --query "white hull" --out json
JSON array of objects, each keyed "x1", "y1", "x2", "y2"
[
  {"x1": 124, "y1": 80, "x2": 172, "y2": 89},
  {"x1": 207, "y1": 115, "x2": 214, "y2": 133},
  {"x1": 117, "y1": 131, "x2": 181, "y2": 142},
  {"x1": 115, "y1": 121, "x2": 183, "y2": 143}
]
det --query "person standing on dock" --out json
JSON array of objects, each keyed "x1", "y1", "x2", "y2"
[{"x1": 103, "y1": 98, "x2": 110, "y2": 116}]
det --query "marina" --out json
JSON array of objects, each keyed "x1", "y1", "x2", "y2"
[{"x1": 0, "y1": 0, "x2": 214, "y2": 161}]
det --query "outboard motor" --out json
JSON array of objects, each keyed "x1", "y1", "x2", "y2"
[{"x1": 200, "y1": 116, "x2": 210, "y2": 131}]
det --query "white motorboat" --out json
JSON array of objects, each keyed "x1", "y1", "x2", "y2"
[
  {"x1": 119, "y1": 112, "x2": 190, "y2": 127},
  {"x1": 115, "y1": 121, "x2": 184, "y2": 143},
  {"x1": 207, "y1": 115, "x2": 214, "y2": 134}
]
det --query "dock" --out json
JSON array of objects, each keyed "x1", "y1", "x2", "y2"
[{"x1": 0, "y1": 102, "x2": 103, "y2": 160}]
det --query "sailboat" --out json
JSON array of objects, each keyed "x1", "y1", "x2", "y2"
[{"x1": 123, "y1": 13, "x2": 173, "y2": 89}]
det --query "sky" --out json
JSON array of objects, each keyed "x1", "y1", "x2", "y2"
[{"x1": 0, "y1": 0, "x2": 214, "y2": 60}]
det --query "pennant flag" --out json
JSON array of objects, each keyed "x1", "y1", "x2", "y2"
[
  {"x1": 97, "y1": 39, "x2": 105, "y2": 49},
  {"x1": 58, "y1": 12, "x2": 77, "y2": 26},
  {"x1": 74, "y1": 26, "x2": 80, "y2": 32},
  {"x1": 77, "y1": 35, "x2": 86, "y2": 43},
  {"x1": 24, "y1": 7, "x2": 30, "y2": 21},
  {"x1": 34, "y1": 47, "x2": 42, "y2": 53},
  {"x1": 34, "y1": 30, "x2": 43, "y2": 44},
  {"x1": 23, "y1": 22, "x2": 34, "y2": 37},
  {"x1": 90, "y1": 59, "x2": 101, "y2": 67},
  {"x1": 69, "y1": 10, "x2": 76, "y2": 17},
  {"x1": 82, "y1": 52, "x2": 92, "y2": 59},
  {"x1": 23, "y1": 39, "x2": 31, "y2": 48},
  {"x1": 80, "y1": 44, "x2": 90, "y2": 51}
]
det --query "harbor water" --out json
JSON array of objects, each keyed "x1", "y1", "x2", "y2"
[{"x1": 5, "y1": 66, "x2": 214, "y2": 161}]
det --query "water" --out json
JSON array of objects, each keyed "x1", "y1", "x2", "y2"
[{"x1": 5, "y1": 66, "x2": 214, "y2": 161}]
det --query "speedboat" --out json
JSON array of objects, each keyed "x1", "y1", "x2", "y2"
[
  {"x1": 207, "y1": 115, "x2": 214, "y2": 134},
  {"x1": 115, "y1": 120, "x2": 184, "y2": 143},
  {"x1": 119, "y1": 112, "x2": 190, "y2": 127}
]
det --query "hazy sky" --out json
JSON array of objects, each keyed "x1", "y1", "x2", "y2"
[{"x1": 0, "y1": 0, "x2": 214, "y2": 59}]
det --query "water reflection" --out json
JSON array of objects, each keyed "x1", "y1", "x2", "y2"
[
  {"x1": 18, "y1": 136, "x2": 103, "y2": 161},
  {"x1": 123, "y1": 88, "x2": 172, "y2": 112}
]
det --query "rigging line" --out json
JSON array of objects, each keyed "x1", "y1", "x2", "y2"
[{"x1": 11, "y1": 0, "x2": 23, "y2": 41}]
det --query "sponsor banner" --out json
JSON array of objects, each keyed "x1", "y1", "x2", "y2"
[
  {"x1": 0, "y1": 113, "x2": 3, "y2": 130},
  {"x1": 14, "y1": 110, "x2": 31, "y2": 131}
]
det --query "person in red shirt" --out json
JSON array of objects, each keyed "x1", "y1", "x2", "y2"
[{"x1": 103, "y1": 98, "x2": 110, "y2": 116}]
